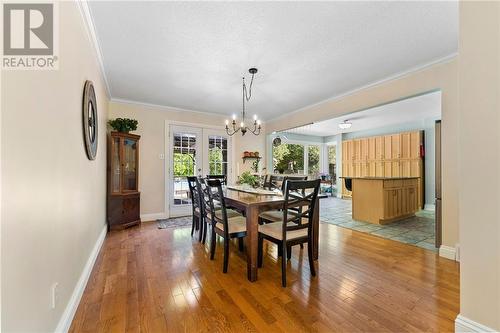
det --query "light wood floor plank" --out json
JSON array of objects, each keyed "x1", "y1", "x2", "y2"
[{"x1": 69, "y1": 222, "x2": 459, "y2": 333}]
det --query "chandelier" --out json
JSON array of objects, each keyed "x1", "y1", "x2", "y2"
[{"x1": 225, "y1": 68, "x2": 261, "y2": 136}]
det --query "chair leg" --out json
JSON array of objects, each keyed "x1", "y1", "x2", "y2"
[
  {"x1": 191, "y1": 214, "x2": 196, "y2": 236},
  {"x1": 307, "y1": 241, "x2": 316, "y2": 277},
  {"x1": 287, "y1": 244, "x2": 292, "y2": 260},
  {"x1": 281, "y1": 242, "x2": 287, "y2": 287},
  {"x1": 238, "y1": 237, "x2": 244, "y2": 252},
  {"x1": 202, "y1": 217, "x2": 208, "y2": 244},
  {"x1": 198, "y1": 216, "x2": 203, "y2": 242},
  {"x1": 277, "y1": 243, "x2": 282, "y2": 257},
  {"x1": 223, "y1": 237, "x2": 229, "y2": 273},
  {"x1": 258, "y1": 235, "x2": 263, "y2": 268},
  {"x1": 210, "y1": 229, "x2": 216, "y2": 260}
]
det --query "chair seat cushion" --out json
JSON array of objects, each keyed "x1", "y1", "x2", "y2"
[
  {"x1": 259, "y1": 210, "x2": 309, "y2": 225},
  {"x1": 259, "y1": 210, "x2": 297, "y2": 222},
  {"x1": 215, "y1": 208, "x2": 241, "y2": 219},
  {"x1": 258, "y1": 222, "x2": 308, "y2": 240},
  {"x1": 215, "y1": 216, "x2": 247, "y2": 234}
]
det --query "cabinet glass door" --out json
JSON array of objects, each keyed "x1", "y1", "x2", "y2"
[
  {"x1": 122, "y1": 138, "x2": 138, "y2": 191},
  {"x1": 111, "y1": 137, "x2": 121, "y2": 193}
]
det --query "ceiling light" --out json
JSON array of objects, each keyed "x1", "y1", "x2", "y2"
[
  {"x1": 225, "y1": 68, "x2": 261, "y2": 136},
  {"x1": 338, "y1": 120, "x2": 352, "y2": 130}
]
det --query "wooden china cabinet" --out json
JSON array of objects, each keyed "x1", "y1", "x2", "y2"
[{"x1": 107, "y1": 131, "x2": 141, "y2": 230}]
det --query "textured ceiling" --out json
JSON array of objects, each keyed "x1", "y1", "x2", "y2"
[
  {"x1": 89, "y1": 1, "x2": 457, "y2": 120},
  {"x1": 284, "y1": 91, "x2": 441, "y2": 137}
]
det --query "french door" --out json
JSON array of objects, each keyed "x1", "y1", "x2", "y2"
[{"x1": 168, "y1": 125, "x2": 232, "y2": 217}]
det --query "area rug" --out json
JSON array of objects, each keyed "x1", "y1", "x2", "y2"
[{"x1": 157, "y1": 216, "x2": 192, "y2": 229}]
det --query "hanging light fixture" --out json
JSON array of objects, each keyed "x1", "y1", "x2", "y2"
[
  {"x1": 338, "y1": 120, "x2": 352, "y2": 130},
  {"x1": 225, "y1": 68, "x2": 261, "y2": 136}
]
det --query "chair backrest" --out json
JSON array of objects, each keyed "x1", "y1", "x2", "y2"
[
  {"x1": 267, "y1": 175, "x2": 286, "y2": 191},
  {"x1": 206, "y1": 174, "x2": 227, "y2": 186},
  {"x1": 281, "y1": 179, "x2": 321, "y2": 241},
  {"x1": 205, "y1": 179, "x2": 229, "y2": 236},
  {"x1": 262, "y1": 174, "x2": 270, "y2": 188},
  {"x1": 187, "y1": 176, "x2": 201, "y2": 212},
  {"x1": 286, "y1": 175, "x2": 308, "y2": 181},
  {"x1": 266, "y1": 174, "x2": 307, "y2": 192}
]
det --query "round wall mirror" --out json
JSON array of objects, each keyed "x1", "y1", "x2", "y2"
[{"x1": 83, "y1": 80, "x2": 98, "y2": 160}]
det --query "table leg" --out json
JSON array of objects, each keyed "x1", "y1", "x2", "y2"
[
  {"x1": 246, "y1": 205, "x2": 259, "y2": 282},
  {"x1": 313, "y1": 197, "x2": 320, "y2": 260}
]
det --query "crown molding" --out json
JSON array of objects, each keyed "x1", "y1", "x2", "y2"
[
  {"x1": 268, "y1": 53, "x2": 458, "y2": 123},
  {"x1": 110, "y1": 97, "x2": 234, "y2": 119},
  {"x1": 76, "y1": 0, "x2": 111, "y2": 98}
]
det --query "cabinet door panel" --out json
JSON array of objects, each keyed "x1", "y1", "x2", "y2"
[
  {"x1": 384, "y1": 135, "x2": 392, "y2": 161},
  {"x1": 375, "y1": 136, "x2": 384, "y2": 160},
  {"x1": 360, "y1": 138, "x2": 369, "y2": 161},
  {"x1": 391, "y1": 161, "x2": 401, "y2": 177},
  {"x1": 410, "y1": 131, "x2": 422, "y2": 159},
  {"x1": 375, "y1": 161, "x2": 384, "y2": 177},
  {"x1": 368, "y1": 137, "x2": 376, "y2": 160},
  {"x1": 384, "y1": 161, "x2": 392, "y2": 177},
  {"x1": 391, "y1": 134, "x2": 401, "y2": 159},
  {"x1": 401, "y1": 132, "x2": 411, "y2": 159},
  {"x1": 400, "y1": 160, "x2": 411, "y2": 177},
  {"x1": 353, "y1": 140, "x2": 361, "y2": 161}
]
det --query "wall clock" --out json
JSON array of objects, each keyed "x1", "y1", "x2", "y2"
[{"x1": 83, "y1": 80, "x2": 98, "y2": 160}]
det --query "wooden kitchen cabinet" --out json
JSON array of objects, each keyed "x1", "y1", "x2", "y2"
[{"x1": 341, "y1": 130, "x2": 424, "y2": 208}]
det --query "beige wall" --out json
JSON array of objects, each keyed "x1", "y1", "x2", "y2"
[
  {"x1": 1, "y1": 2, "x2": 109, "y2": 332},
  {"x1": 266, "y1": 59, "x2": 459, "y2": 249},
  {"x1": 108, "y1": 101, "x2": 266, "y2": 218},
  {"x1": 458, "y1": 1, "x2": 500, "y2": 330}
]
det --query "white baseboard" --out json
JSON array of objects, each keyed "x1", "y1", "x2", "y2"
[
  {"x1": 424, "y1": 204, "x2": 435, "y2": 211},
  {"x1": 140, "y1": 212, "x2": 167, "y2": 221},
  {"x1": 439, "y1": 245, "x2": 459, "y2": 261},
  {"x1": 455, "y1": 314, "x2": 497, "y2": 332},
  {"x1": 55, "y1": 224, "x2": 107, "y2": 333}
]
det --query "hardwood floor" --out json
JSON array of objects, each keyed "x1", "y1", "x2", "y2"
[{"x1": 70, "y1": 221, "x2": 459, "y2": 332}]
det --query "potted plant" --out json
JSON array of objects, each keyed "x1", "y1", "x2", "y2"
[
  {"x1": 238, "y1": 171, "x2": 259, "y2": 188},
  {"x1": 108, "y1": 118, "x2": 138, "y2": 133}
]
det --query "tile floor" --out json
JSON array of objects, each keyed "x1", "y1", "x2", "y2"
[{"x1": 320, "y1": 197, "x2": 437, "y2": 251}]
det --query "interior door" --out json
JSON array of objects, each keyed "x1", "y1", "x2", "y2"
[{"x1": 169, "y1": 125, "x2": 202, "y2": 216}]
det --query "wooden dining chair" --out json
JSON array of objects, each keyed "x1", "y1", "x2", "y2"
[
  {"x1": 197, "y1": 177, "x2": 241, "y2": 244},
  {"x1": 205, "y1": 179, "x2": 247, "y2": 273},
  {"x1": 257, "y1": 179, "x2": 320, "y2": 287},
  {"x1": 187, "y1": 176, "x2": 203, "y2": 242},
  {"x1": 259, "y1": 175, "x2": 308, "y2": 223}
]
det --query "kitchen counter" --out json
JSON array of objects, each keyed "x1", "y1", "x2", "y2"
[{"x1": 350, "y1": 178, "x2": 419, "y2": 224}]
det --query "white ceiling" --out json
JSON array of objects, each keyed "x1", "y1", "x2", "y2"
[
  {"x1": 282, "y1": 91, "x2": 441, "y2": 137},
  {"x1": 89, "y1": 1, "x2": 457, "y2": 120}
]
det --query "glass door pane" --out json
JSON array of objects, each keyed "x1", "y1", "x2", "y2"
[
  {"x1": 123, "y1": 138, "x2": 137, "y2": 191},
  {"x1": 208, "y1": 135, "x2": 228, "y2": 176},
  {"x1": 112, "y1": 137, "x2": 121, "y2": 193},
  {"x1": 170, "y1": 125, "x2": 202, "y2": 216},
  {"x1": 202, "y1": 129, "x2": 232, "y2": 184}
]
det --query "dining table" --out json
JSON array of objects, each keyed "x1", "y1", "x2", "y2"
[{"x1": 223, "y1": 186, "x2": 322, "y2": 282}]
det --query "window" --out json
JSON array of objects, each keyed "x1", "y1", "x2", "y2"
[
  {"x1": 328, "y1": 145, "x2": 336, "y2": 183},
  {"x1": 272, "y1": 143, "x2": 304, "y2": 174},
  {"x1": 208, "y1": 135, "x2": 228, "y2": 175},
  {"x1": 308, "y1": 145, "x2": 320, "y2": 176}
]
